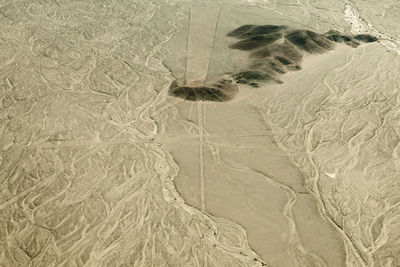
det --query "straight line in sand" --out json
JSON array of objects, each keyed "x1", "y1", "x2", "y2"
[
  {"x1": 198, "y1": 101, "x2": 206, "y2": 212},
  {"x1": 184, "y1": 6, "x2": 221, "y2": 266}
]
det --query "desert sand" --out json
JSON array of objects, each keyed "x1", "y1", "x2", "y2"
[{"x1": 0, "y1": 0, "x2": 399, "y2": 266}]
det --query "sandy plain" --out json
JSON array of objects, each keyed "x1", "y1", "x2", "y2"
[{"x1": 1, "y1": 0, "x2": 400, "y2": 266}]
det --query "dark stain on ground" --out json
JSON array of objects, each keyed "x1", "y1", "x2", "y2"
[
  {"x1": 229, "y1": 32, "x2": 282, "y2": 50},
  {"x1": 285, "y1": 30, "x2": 335, "y2": 53},
  {"x1": 226, "y1": 24, "x2": 378, "y2": 86},
  {"x1": 353, "y1": 34, "x2": 378, "y2": 43},
  {"x1": 168, "y1": 24, "x2": 377, "y2": 102},
  {"x1": 227, "y1": 25, "x2": 287, "y2": 39},
  {"x1": 234, "y1": 71, "x2": 273, "y2": 82},
  {"x1": 324, "y1": 30, "x2": 360, "y2": 47},
  {"x1": 169, "y1": 79, "x2": 238, "y2": 102}
]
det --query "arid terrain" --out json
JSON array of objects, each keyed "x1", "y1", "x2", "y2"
[{"x1": 1, "y1": 0, "x2": 399, "y2": 266}]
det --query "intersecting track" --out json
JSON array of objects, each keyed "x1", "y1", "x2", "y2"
[
  {"x1": 185, "y1": 6, "x2": 221, "y2": 213},
  {"x1": 184, "y1": 6, "x2": 221, "y2": 266},
  {"x1": 181, "y1": 6, "x2": 341, "y2": 266},
  {"x1": 198, "y1": 102, "x2": 206, "y2": 212}
]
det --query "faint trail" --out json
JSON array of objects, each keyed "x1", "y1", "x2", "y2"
[
  {"x1": 184, "y1": 8, "x2": 191, "y2": 82},
  {"x1": 0, "y1": 127, "x2": 130, "y2": 210},
  {"x1": 185, "y1": 6, "x2": 220, "y2": 83},
  {"x1": 184, "y1": 6, "x2": 222, "y2": 267},
  {"x1": 198, "y1": 101, "x2": 206, "y2": 212},
  {"x1": 0, "y1": 2, "x2": 270, "y2": 266},
  {"x1": 205, "y1": 8, "x2": 221, "y2": 83},
  {"x1": 184, "y1": 5, "x2": 221, "y2": 213}
]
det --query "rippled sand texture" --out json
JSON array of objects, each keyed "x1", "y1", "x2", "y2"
[
  {"x1": 1, "y1": 0, "x2": 400, "y2": 267},
  {"x1": 0, "y1": 1, "x2": 264, "y2": 266},
  {"x1": 260, "y1": 44, "x2": 400, "y2": 266},
  {"x1": 160, "y1": 1, "x2": 400, "y2": 267},
  {"x1": 161, "y1": 4, "x2": 348, "y2": 267}
]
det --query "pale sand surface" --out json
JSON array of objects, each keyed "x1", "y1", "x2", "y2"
[
  {"x1": 160, "y1": 16, "x2": 352, "y2": 263},
  {"x1": 1, "y1": 0, "x2": 400, "y2": 266},
  {"x1": 160, "y1": 1, "x2": 400, "y2": 266}
]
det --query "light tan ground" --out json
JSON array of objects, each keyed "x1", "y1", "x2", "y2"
[
  {"x1": 1, "y1": 0, "x2": 400, "y2": 266},
  {"x1": 159, "y1": 4, "x2": 350, "y2": 266},
  {"x1": 159, "y1": 2, "x2": 400, "y2": 266}
]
